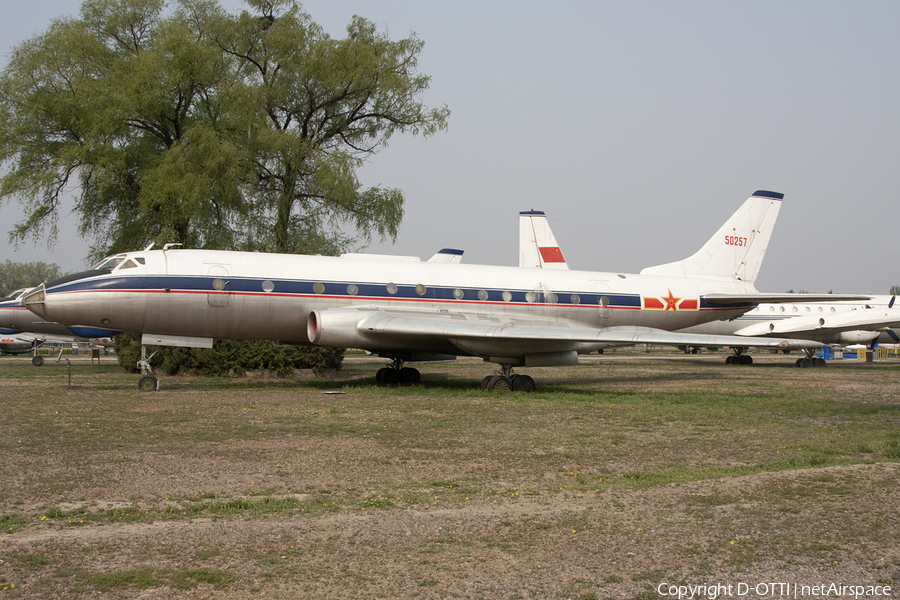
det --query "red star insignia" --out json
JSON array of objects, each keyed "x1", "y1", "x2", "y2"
[{"x1": 662, "y1": 289, "x2": 681, "y2": 312}]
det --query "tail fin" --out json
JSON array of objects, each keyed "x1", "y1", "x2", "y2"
[
  {"x1": 639, "y1": 190, "x2": 783, "y2": 283},
  {"x1": 519, "y1": 211, "x2": 570, "y2": 270}
]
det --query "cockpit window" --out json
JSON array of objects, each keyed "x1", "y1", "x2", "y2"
[
  {"x1": 0, "y1": 288, "x2": 26, "y2": 302},
  {"x1": 92, "y1": 255, "x2": 127, "y2": 270},
  {"x1": 118, "y1": 259, "x2": 139, "y2": 270}
]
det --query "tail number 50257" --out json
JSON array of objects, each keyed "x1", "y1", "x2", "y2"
[{"x1": 725, "y1": 235, "x2": 747, "y2": 247}]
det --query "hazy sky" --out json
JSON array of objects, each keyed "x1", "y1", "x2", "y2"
[{"x1": 2, "y1": 1, "x2": 898, "y2": 293}]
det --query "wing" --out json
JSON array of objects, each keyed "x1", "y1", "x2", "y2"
[
  {"x1": 704, "y1": 293, "x2": 872, "y2": 305},
  {"x1": 733, "y1": 309, "x2": 900, "y2": 338},
  {"x1": 311, "y1": 308, "x2": 821, "y2": 364}
]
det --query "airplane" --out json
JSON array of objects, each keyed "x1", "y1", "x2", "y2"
[
  {"x1": 680, "y1": 295, "x2": 900, "y2": 366},
  {"x1": 0, "y1": 333, "x2": 39, "y2": 355},
  {"x1": 517, "y1": 210, "x2": 896, "y2": 366},
  {"x1": 0, "y1": 287, "x2": 119, "y2": 365},
  {"x1": 22, "y1": 190, "x2": 861, "y2": 392}
]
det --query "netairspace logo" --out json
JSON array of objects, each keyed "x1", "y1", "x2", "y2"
[{"x1": 656, "y1": 582, "x2": 893, "y2": 599}]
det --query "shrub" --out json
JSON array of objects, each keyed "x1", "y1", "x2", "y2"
[{"x1": 114, "y1": 335, "x2": 343, "y2": 376}]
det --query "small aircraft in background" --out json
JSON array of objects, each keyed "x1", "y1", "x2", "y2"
[
  {"x1": 517, "y1": 210, "x2": 894, "y2": 366},
  {"x1": 24, "y1": 191, "x2": 858, "y2": 391},
  {"x1": 0, "y1": 333, "x2": 38, "y2": 355},
  {"x1": 0, "y1": 331, "x2": 80, "y2": 365},
  {"x1": 0, "y1": 288, "x2": 74, "y2": 337},
  {"x1": 1, "y1": 287, "x2": 118, "y2": 365}
]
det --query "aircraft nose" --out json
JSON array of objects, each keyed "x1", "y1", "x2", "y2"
[{"x1": 22, "y1": 284, "x2": 46, "y2": 319}]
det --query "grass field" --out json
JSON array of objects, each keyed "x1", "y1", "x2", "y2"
[{"x1": 1, "y1": 352, "x2": 899, "y2": 599}]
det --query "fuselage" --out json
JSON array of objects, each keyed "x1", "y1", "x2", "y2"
[{"x1": 27, "y1": 248, "x2": 760, "y2": 357}]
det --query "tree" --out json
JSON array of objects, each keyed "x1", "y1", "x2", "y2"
[
  {"x1": 0, "y1": 0, "x2": 448, "y2": 260},
  {"x1": 0, "y1": 0, "x2": 239, "y2": 259},
  {"x1": 0, "y1": 260, "x2": 64, "y2": 297},
  {"x1": 891, "y1": 285, "x2": 900, "y2": 296},
  {"x1": 214, "y1": 0, "x2": 448, "y2": 253}
]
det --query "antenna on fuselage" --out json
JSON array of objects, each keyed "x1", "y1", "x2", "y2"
[
  {"x1": 163, "y1": 243, "x2": 182, "y2": 251},
  {"x1": 143, "y1": 242, "x2": 155, "y2": 251}
]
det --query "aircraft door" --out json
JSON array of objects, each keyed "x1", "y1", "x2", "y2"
[
  {"x1": 594, "y1": 281, "x2": 611, "y2": 320},
  {"x1": 207, "y1": 265, "x2": 232, "y2": 308}
]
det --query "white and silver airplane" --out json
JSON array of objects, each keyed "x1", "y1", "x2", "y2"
[
  {"x1": 518, "y1": 210, "x2": 897, "y2": 365},
  {"x1": 0, "y1": 287, "x2": 118, "y2": 365},
  {"x1": 23, "y1": 190, "x2": 857, "y2": 391}
]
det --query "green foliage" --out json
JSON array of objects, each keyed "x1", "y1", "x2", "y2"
[
  {"x1": 88, "y1": 570, "x2": 157, "y2": 591},
  {"x1": 0, "y1": 260, "x2": 64, "y2": 297},
  {"x1": 890, "y1": 285, "x2": 900, "y2": 296},
  {"x1": 114, "y1": 334, "x2": 343, "y2": 376},
  {"x1": 0, "y1": 0, "x2": 449, "y2": 260},
  {"x1": 171, "y1": 569, "x2": 232, "y2": 590}
]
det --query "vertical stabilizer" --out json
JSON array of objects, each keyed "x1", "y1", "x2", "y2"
[
  {"x1": 639, "y1": 191, "x2": 783, "y2": 283},
  {"x1": 519, "y1": 211, "x2": 569, "y2": 270}
]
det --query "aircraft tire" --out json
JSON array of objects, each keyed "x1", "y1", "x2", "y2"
[
  {"x1": 741, "y1": 355, "x2": 753, "y2": 366},
  {"x1": 487, "y1": 375, "x2": 511, "y2": 391},
  {"x1": 375, "y1": 367, "x2": 387, "y2": 384},
  {"x1": 814, "y1": 357, "x2": 827, "y2": 368},
  {"x1": 795, "y1": 358, "x2": 803, "y2": 367},
  {"x1": 480, "y1": 375, "x2": 494, "y2": 390},
  {"x1": 511, "y1": 374, "x2": 536, "y2": 392},
  {"x1": 800, "y1": 358, "x2": 813, "y2": 368},
  {"x1": 725, "y1": 355, "x2": 734, "y2": 365},
  {"x1": 32, "y1": 355, "x2": 44, "y2": 367},
  {"x1": 399, "y1": 367, "x2": 421, "y2": 384},
  {"x1": 380, "y1": 368, "x2": 400, "y2": 386},
  {"x1": 138, "y1": 375, "x2": 159, "y2": 392}
]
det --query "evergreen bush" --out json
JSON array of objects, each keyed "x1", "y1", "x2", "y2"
[{"x1": 114, "y1": 335, "x2": 343, "y2": 376}]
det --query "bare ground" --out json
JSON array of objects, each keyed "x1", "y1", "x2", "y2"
[{"x1": 1, "y1": 352, "x2": 899, "y2": 599}]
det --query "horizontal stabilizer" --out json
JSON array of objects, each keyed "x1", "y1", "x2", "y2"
[{"x1": 427, "y1": 248, "x2": 464, "y2": 264}]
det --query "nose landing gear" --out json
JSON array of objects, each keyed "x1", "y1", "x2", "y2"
[{"x1": 137, "y1": 345, "x2": 160, "y2": 391}]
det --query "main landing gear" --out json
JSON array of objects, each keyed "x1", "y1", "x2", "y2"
[
  {"x1": 795, "y1": 349, "x2": 826, "y2": 368},
  {"x1": 725, "y1": 348, "x2": 753, "y2": 365},
  {"x1": 137, "y1": 345, "x2": 160, "y2": 391},
  {"x1": 480, "y1": 364, "x2": 536, "y2": 392},
  {"x1": 375, "y1": 358, "x2": 421, "y2": 386}
]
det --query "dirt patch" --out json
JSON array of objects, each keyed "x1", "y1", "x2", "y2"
[{"x1": 1, "y1": 354, "x2": 899, "y2": 598}]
